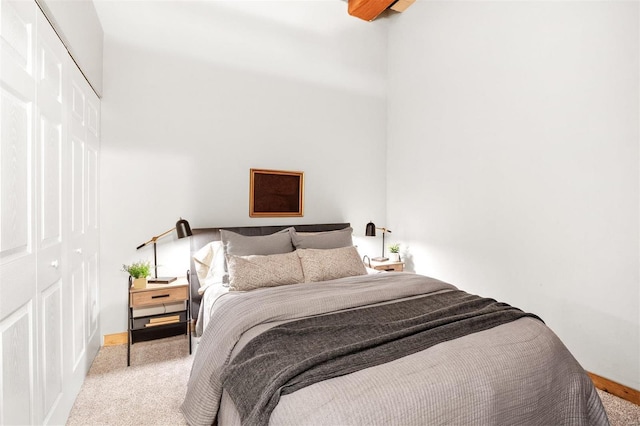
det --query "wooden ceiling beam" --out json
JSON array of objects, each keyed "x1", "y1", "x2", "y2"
[
  {"x1": 348, "y1": 0, "x2": 396, "y2": 22},
  {"x1": 348, "y1": 0, "x2": 416, "y2": 22}
]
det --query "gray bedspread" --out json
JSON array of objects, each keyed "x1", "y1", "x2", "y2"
[
  {"x1": 222, "y1": 290, "x2": 542, "y2": 425},
  {"x1": 181, "y1": 273, "x2": 608, "y2": 426}
]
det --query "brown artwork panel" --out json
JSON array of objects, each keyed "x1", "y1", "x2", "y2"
[{"x1": 250, "y1": 169, "x2": 304, "y2": 217}]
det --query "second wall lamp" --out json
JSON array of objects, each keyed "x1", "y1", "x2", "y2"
[{"x1": 365, "y1": 221, "x2": 391, "y2": 262}]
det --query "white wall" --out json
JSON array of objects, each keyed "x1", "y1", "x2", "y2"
[
  {"x1": 37, "y1": 0, "x2": 104, "y2": 95},
  {"x1": 387, "y1": 1, "x2": 639, "y2": 390},
  {"x1": 96, "y1": 1, "x2": 388, "y2": 336}
]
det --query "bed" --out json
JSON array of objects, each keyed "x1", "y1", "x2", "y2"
[{"x1": 181, "y1": 224, "x2": 608, "y2": 426}]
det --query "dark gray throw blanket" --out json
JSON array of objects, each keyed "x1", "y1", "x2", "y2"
[{"x1": 221, "y1": 289, "x2": 543, "y2": 426}]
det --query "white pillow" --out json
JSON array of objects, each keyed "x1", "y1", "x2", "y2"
[
  {"x1": 193, "y1": 241, "x2": 222, "y2": 282},
  {"x1": 193, "y1": 240, "x2": 227, "y2": 293},
  {"x1": 227, "y1": 251, "x2": 304, "y2": 291},
  {"x1": 296, "y1": 246, "x2": 367, "y2": 283},
  {"x1": 204, "y1": 242, "x2": 227, "y2": 288}
]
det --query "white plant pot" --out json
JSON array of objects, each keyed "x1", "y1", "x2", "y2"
[{"x1": 389, "y1": 253, "x2": 401, "y2": 262}]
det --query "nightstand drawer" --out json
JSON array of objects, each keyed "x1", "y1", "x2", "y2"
[
  {"x1": 369, "y1": 261, "x2": 404, "y2": 272},
  {"x1": 378, "y1": 263, "x2": 403, "y2": 272},
  {"x1": 130, "y1": 286, "x2": 188, "y2": 308}
]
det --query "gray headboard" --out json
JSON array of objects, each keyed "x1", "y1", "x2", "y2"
[{"x1": 188, "y1": 223, "x2": 351, "y2": 320}]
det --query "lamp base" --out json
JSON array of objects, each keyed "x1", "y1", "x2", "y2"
[
  {"x1": 148, "y1": 277, "x2": 177, "y2": 284},
  {"x1": 371, "y1": 256, "x2": 389, "y2": 262}
]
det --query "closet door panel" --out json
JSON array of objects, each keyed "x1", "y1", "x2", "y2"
[
  {"x1": 86, "y1": 104, "x2": 98, "y2": 234},
  {"x1": 87, "y1": 250, "x2": 98, "y2": 341},
  {"x1": 0, "y1": 303, "x2": 34, "y2": 425},
  {"x1": 0, "y1": 0, "x2": 35, "y2": 266},
  {"x1": 86, "y1": 133, "x2": 99, "y2": 346},
  {"x1": 0, "y1": 87, "x2": 36, "y2": 319},
  {"x1": 1, "y1": 0, "x2": 34, "y2": 90},
  {"x1": 39, "y1": 116, "x2": 62, "y2": 246},
  {"x1": 41, "y1": 281, "x2": 63, "y2": 421},
  {"x1": 70, "y1": 262, "x2": 85, "y2": 368},
  {"x1": 70, "y1": 134, "x2": 85, "y2": 241},
  {"x1": 37, "y1": 34, "x2": 63, "y2": 249},
  {"x1": 0, "y1": 89, "x2": 32, "y2": 262}
]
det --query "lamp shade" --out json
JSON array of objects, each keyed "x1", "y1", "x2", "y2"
[
  {"x1": 365, "y1": 222, "x2": 376, "y2": 237},
  {"x1": 176, "y1": 218, "x2": 192, "y2": 239}
]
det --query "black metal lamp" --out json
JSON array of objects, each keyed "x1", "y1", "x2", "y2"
[
  {"x1": 365, "y1": 221, "x2": 391, "y2": 262},
  {"x1": 136, "y1": 218, "x2": 193, "y2": 283}
]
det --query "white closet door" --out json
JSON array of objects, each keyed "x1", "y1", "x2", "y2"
[
  {"x1": 0, "y1": 0, "x2": 37, "y2": 424},
  {"x1": 35, "y1": 8, "x2": 66, "y2": 425},
  {"x1": 66, "y1": 59, "x2": 100, "y2": 392}
]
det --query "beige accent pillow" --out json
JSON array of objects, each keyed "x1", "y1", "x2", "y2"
[
  {"x1": 227, "y1": 251, "x2": 304, "y2": 291},
  {"x1": 297, "y1": 246, "x2": 367, "y2": 283}
]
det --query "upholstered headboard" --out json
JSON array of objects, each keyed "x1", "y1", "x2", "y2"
[{"x1": 188, "y1": 223, "x2": 351, "y2": 320}]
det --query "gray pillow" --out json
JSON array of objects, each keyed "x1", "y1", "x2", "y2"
[
  {"x1": 290, "y1": 227, "x2": 353, "y2": 250},
  {"x1": 221, "y1": 227, "x2": 294, "y2": 256}
]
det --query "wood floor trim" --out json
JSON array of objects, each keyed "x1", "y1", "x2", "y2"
[
  {"x1": 103, "y1": 332, "x2": 128, "y2": 346},
  {"x1": 588, "y1": 372, "x2": 640, "y2": 406}
]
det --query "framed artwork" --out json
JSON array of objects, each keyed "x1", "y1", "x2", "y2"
[{"x1": 249, "y1": 169, "x2": 304, "y2": 217}]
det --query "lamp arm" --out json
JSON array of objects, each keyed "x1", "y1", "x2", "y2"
[{"x1": 136, "y1": 226, "x2": 177, "y2": 250}]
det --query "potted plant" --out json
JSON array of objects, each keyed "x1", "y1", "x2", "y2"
[
  {"x1": 122, "y1": 260, "x2": 151, "y2": 289},
  {"x1": 388, "y1": 243, "x2": 401, "y2": 262}
]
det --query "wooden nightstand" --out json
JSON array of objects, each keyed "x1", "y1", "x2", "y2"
[
  {"x1": 369, "y1": 260, "x2": 405, "y2": 272},
  {"x1": 127, "y1": 278, "x2": 191, "y2": 366}
]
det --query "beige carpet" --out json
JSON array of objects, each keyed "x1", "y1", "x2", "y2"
[
  {"x1": 68, "y1": 335, "x2": 640, "y2": 425},
  {"x1": 67, "y1": 336, "x2": 191, "y2": 426}
]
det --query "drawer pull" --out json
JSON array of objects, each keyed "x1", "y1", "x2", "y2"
[{"x1": 151, "y1": 294, "x2": 171, "y2": 299}]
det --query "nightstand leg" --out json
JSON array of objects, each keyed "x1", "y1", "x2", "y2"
[
  {"x1": 187, "y1": 300, "x2": 192, "y2": 354},
  {"x1": 127, "y1": 307, "x2": 132, "y2": 366}
]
